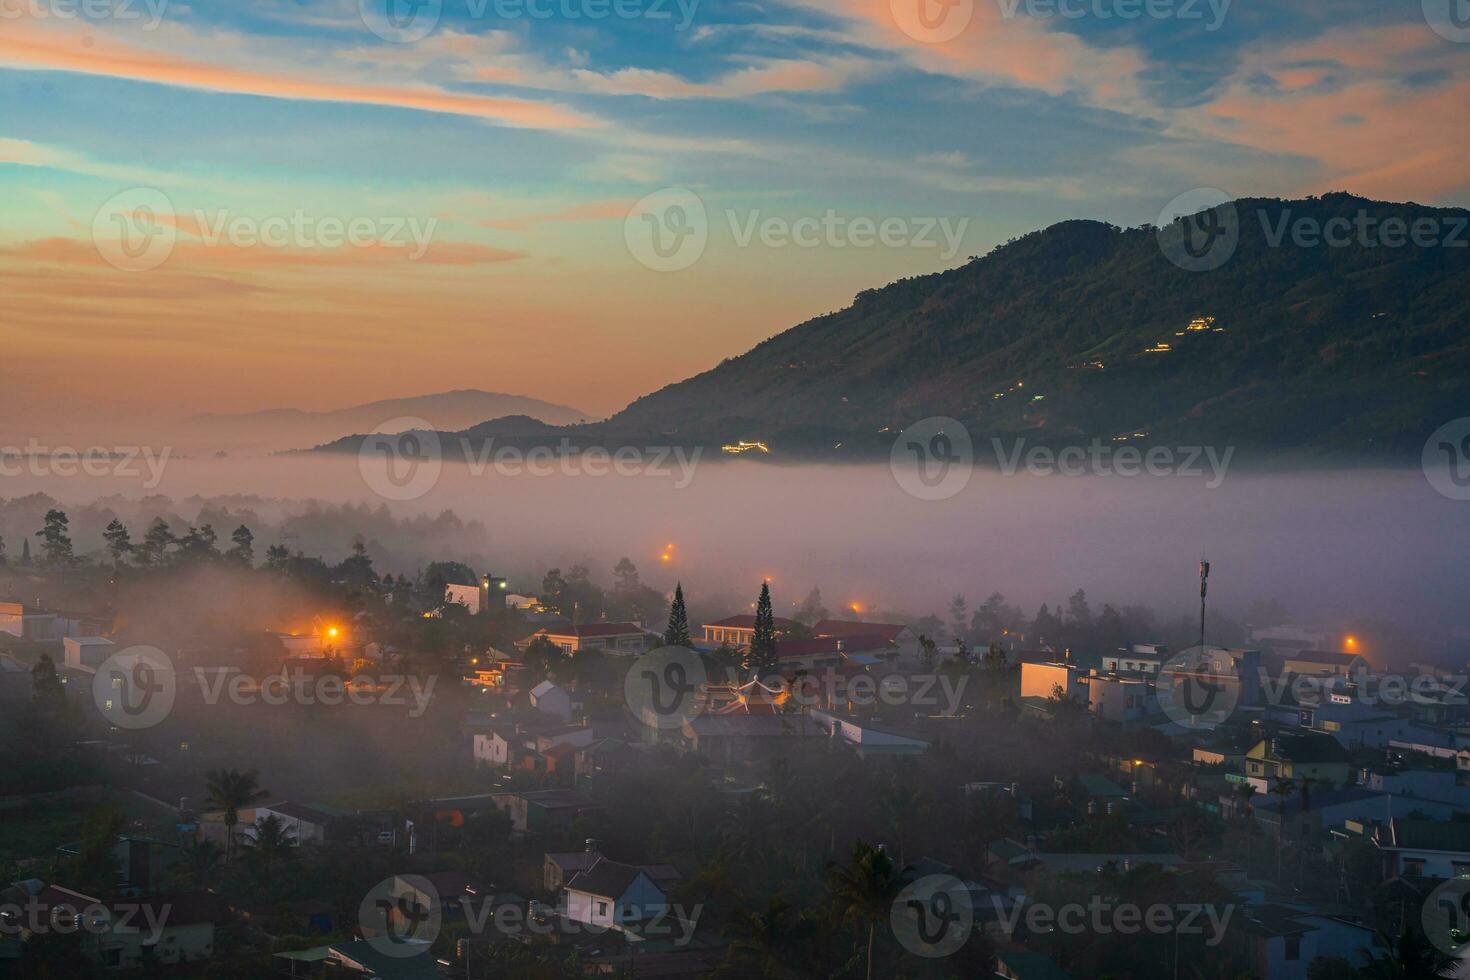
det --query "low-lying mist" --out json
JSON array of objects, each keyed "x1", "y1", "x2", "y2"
[{"x1": 3, "y1": 454, "x2": 1466, "y2": 640}]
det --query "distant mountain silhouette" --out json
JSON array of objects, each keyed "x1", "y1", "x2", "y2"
[
  {"x1": 323, "y1": 194, "x2": 1469, "y2": 462},
  {"x1": 188, "y1": 389, "x2": 591, "y2": 453}
]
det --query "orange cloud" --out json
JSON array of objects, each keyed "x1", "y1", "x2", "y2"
[
  {"x1": 0, "y1": 21, "x2": 597, "y2": 129},
  {"x1": 2, "y1": 235, "x2": 525, "y2": 267}
]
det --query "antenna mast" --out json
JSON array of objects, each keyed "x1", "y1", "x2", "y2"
[{"x1": 1198, "y1": 560, "x2": 1210, "y2": 652}]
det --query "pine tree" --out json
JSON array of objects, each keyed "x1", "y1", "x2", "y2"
[
  {"x1": 227, "y1": 525, "x2": 255, "y2": 566},
  {"x1": 20, "y1": 537, "x2": 32, "y2": 566},
  {"x1": 36, "y1": 509, "x2": 74, "y2": 566},
  {"x1": 0, "y1": 534, "x2": 7, "y2": 567},
  {"x1": 103, "y1": 519, "x2": 133, "y2": 566},
  {"x1": 665, "y1": 583, "x2": 691, "y2": 647},
  {"x1": 747, "y1": 582, "x2": 777, "y2": 676}
]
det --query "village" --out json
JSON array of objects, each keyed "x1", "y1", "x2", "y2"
[{"x1": 2, "y1": 511, "x2": 1470, "y2": 978}]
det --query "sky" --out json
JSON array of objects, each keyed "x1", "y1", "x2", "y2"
[{"x1": 2, "y1": 0, "x2": 1468, "y2": 430}]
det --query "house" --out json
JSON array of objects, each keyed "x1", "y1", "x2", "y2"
[
  {"x1": 1, "y1": 601, "x2": 95, "y2": 642},
  {"x1": 1101, "y1": 644, "x2": 1170, "y2": 676},
  {"x1": 392, "y1": 871, "x2": 520, "y2": 924},
  {"x1": 564, "y1": 857, "x2": 669, "y2": 930},
  {"x1": 1245, "y1": 733, "x2": 1353, "y2": 794},
  {"x1": 809, "y1": 710, "x2": 930, "y2": 756},
  {"x1": 251, "y1": 802, "x2": 339, "y2": 845},
  {"x1": 1086, "y1": 672, "x2": 1150, "y2": 722},
  {"x1": 474, "y1": 721, "x2": 594, "y2": 769},
  {"x1": 54, "y1": 835, "x2": 181, "y2": 893},
  {"x1": 21, "y1": 886, "x2": 221, "y2": 971},
  {"x1": 1372, "y1": 818, "x2": 1470, "y2": 878},
  {"x1": 812, "y1": 619, "x2": 919, "y2": 657},
  {"x1": 545, "y1": 845, "x2": 602, "y2": 892},
  {"x1": 574, "y1": 738, "x2": 639, "y2": 783},
  {"x1": 1277, "y1": 650, "x2": 1369, "y2": 678},
  {"x1": 681, "y1": 713, "x2": 820, "y2": 765},
  {"x1": 1252, "y1": 788, "x2": 1453, "y2": 838},
  {"x1": 316, "y1": 939, "x2": 441, "y2": 978},
  {"x1": 1020, "y1": 661, "x2": 1081, "y2": 702},
  {"x1": 701, "y1": 615, "x2": 798, "y2": 650},
  {"x1": 529, "y1": 680, "x2": 574, "y2": 722},
  {"x1": 1234, "y1": 904, "x2": 1380, "y2": 980},
  {"x1": 62, "y1": 636, "x2": 116, "y2": 673},
  {"x1": 490, "y1": 789, "x2": 600, "y2": 833},
  {"x1": 774, "y1": 635, "x2": 892, "y2": 672},
  {"x1": 473, "y1": 728, "x2": 514, "y2": 767},
  {"x1": 517, "y1": 623, "x2": 649, "y2": 656}
]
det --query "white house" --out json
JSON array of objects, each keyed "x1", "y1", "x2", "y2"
[
  {"x1": 1087, "y1": 672, "x2": 1150, "y2": 722},
  {"x1": 1373, "y1": 818, "x2": 1470, "y2": 878},
  {"x1": 1239, "y1": 905, "x2": 1380, "y2": 980},
  {"x1": 529, "y1": 680, "x2": 573, "y2": 722},
  {"x1": 473, "y1": 730, "x2": 513, "y2": 767},
  {"x1": 251, "y1": 802, "x2": 336, "y2": 845},
  {"x1": 1102, "y1": 644, "x2": 1169, "y2": 675},
  {"x1": 563, "y1": 857, "x2": 668, "y2": 930},
  {"x1": 63, "y1": 636, "x2": 115, "y2": 673}
]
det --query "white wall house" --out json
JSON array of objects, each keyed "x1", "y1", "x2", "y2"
[
  {"x1": 529, "y1": 681, "x2": 574, "y2": 722},
  {"x1": 563, "y1": 858, "x2": 668, "y2": 930},
  {"x1": 251, "y1": 802, "x2": 335, "y2": 845},
  {"x1": 474, "y1": 730, "x2": 512, "y2": 767},
  {"x1": 63, "y1": 636, "x2": 115, "y2": 673}
]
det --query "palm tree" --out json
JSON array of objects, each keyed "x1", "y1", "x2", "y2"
[
  {"x1": 169, "y1": 838, "x2": 221, "y2": 890},
  {"x1": 826, "y1": 841, "x2": 908, "y2": 980},
  {"x1": 1270, "y1": 776, "x2": 1295, "y2": 883},
  {"x1": 242, "y1": 813, "x2": 296, "y2": 884},
  {"x1": 1357, "y1": 927, "x2": 1458, "y2": 978},
  {"x1": 205, "y1": 768, "x2": 269, "y2": 864},
  {"x1": 721, "y1": 895, "x2": 815, "y2": 978}
]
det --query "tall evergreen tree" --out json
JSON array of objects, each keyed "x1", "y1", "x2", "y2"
[
  {"x1": 227, "y1": 525, "x2": 255, "y2": 566},
  {"x1": 747, "y1": 582, "x2": 777, "y2": 676},
  {"x1": 138, "y1": 518, "x2": 175, "y2": 567},
  {"x1": 19, "y1": 537, "x2": 31, "y2": 566},
  {"x1": 665, "y1": 582, "x2": 691, "y2": 647},
  {"x1": 102, "y1": 519, "x2": 133, "y2": 566},
  {"x1": 0, "y1": 533, "x2": 6, "y2": 567},
  {"x1": 35, "y1": 509, "x2": 73, "y2": 566}
]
